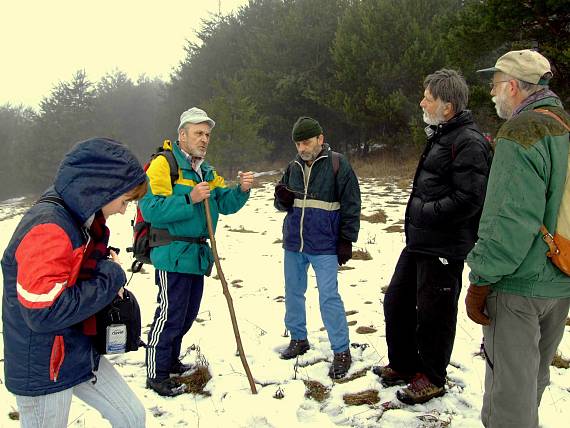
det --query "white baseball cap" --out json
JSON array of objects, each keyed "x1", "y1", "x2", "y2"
[
  {"x1": 477, "y1": 49, "x2": 552, "y2": 85},
  {"x1": 178, "y1": 107, "x2": 215, "y2": 131}
]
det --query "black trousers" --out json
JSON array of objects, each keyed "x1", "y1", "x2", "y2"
[{"x1": 383, "y1": 247, "x2": 464, "y2": 387}]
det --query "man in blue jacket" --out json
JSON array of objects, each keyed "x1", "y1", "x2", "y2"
[{"x1": 274, "y1": 116, "x2": 361, "y2": 379}]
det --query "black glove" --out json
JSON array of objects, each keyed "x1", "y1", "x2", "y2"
[
  {"x1": 337, "y1": 239, "x2": 352, "y2": 266},
  {"x1": 275, "y1": 183, "x2": 295, "y2": 208}
]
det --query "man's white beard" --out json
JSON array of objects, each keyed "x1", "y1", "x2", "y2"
[
  {"x1": 492, "y1": 94, "x2": 512, "y2": 120},
  {"x1": 422, "y1": 106, "x2": 446, "y2": 126}
]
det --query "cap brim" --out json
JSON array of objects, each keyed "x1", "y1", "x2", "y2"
[{"x1": 476, "y1": 66, "x2": 499, "y2": 74}]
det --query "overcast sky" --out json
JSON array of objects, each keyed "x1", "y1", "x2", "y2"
[{"x1": 0, "y1": 0, "x2": 250, "y2": 109}]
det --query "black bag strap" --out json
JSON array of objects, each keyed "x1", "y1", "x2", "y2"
[{"x1": 148, "y1": 227, "x2": 207, "y2": 247}]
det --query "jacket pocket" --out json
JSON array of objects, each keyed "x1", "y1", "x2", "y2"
[{"x1": 50, "y1": 335, "x2": 65, "y2": 381}]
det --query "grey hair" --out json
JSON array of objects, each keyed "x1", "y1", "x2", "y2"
[
  {"x1": 497, "y1": 72, "x2": 548, "y2": 97},
  {"x1": 424, "y1": 69, "x2": 469, "y2": 114},
  {"x1": 514, "y1": 79, "x2": 548, "y2": 96}
]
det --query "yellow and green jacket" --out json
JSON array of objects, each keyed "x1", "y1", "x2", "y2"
[
  {"x1": 467, "y1": 93, "x2": 570, "y2": 298},
  {"x1": 139, "y1": 140, "x2": 249, "y2": 274}
]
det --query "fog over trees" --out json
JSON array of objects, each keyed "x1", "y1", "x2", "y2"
[{"x1": 1, "y1": 0, "x2": 568, "y2": 200}]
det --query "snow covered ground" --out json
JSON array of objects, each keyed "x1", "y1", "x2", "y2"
[{"x1": 1, "y1": 178, "x2": 568, "y2": 427}]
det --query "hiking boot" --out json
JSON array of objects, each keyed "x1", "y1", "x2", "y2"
[
  {"x1": 395, "y1": 373, "x2": 445, "y2": 405},
  {"x1": 170, "y1": 360, "x2": 193, "y2": 375},
  {"x1": 146, "y1": 377, "x2": 188, "y2": 397},
  {"x1": 328, "y1": 350, "x2": 352, "y2": 379},
  {"x1": 280, "y1": 339, "x2": 310, "y2": 360},
  {"x1": 372, "y1": 365, "x2": 414, "y2": 387}
]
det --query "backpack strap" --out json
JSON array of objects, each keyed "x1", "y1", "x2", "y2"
[
  {"x1": 538, "y1": 108, "x2": 570, "y2": 256},
  {"x1": 331, "y1": 151, "x2": 341, "y2": 176},
  {"x1": 535, "y1": 108, "x2": 570, "y2": 132},
  {"x1": 151, "y1": 147, "x2": 179, "y2": 186}
]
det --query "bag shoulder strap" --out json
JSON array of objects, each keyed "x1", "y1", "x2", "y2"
[
  {"x1": 539, "y1": 108, "x2": 570, "y2": 250},
  {"x1": 151, "y1": 148, "x2": 179, "y2": 185},
  {"x1": 331, "y1": 151, "x2": 341, "y2": 176},
  {"x1": 534, "y1": 108, "x2": 570, "y2": 132}
]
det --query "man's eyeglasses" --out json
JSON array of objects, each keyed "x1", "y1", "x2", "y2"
[{"x1": 488, "y1": 80, "x2": 511, "y2": 89}]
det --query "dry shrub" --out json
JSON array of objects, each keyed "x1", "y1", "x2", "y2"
[
  {"x1": 8, "y1": 411, "x2": 19, "y2": 421},
  {"x1": 361, "y1": 210, "x2": 387, "y2": 223},
  {"x1": 347, "y1": 320, "x2": 357, "y2": 326},
  {"x1": 356, "y1": 326, "x2": 377, "y2": 334},
  {"x1": 304, "y1": 380, "x2": 330, "y2": 402},
  {"x1": 273, "y1": 238, "x2": 283, "y2": 244},
  {"x1": 177, "y1": 366, "x2": 212, "y2": 395},
  {"x1": 350, "y1": 147, "x2": 419, "y2": 179},
  {"x1": 343, "y1": 389, "x2": 380, "y2": 406},
  {"x1": 566, "y1": 317, "x2": 570, "y2": 326},
  {"x1": 381, "y1": 285, "x2": 389, "y2": 294},
  {"x1": 551, "y1": 352, "x2": 570, "y2": 369},
  {"x1": 345, "y1": 310, "x2": 359, "y2": 316},
  {"x1": 338, "y1": 265, "x2": 355, "y2": 271},
  {"x1": 352, "y1": 249, "x2": 373, "y2": 260}
]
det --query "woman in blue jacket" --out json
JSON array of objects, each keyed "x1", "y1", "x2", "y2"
[{"x1": 2, "y1": 138, "x2": 147, "y2": 427}]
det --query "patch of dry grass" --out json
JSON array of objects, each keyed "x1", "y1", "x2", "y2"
[
  {"x1": 361, "y1": 209, "x2": 387, "y2": 223},
  {"x1": 343, "y1": 389, "x2": 380, "y2": 406},
  {"x1": 352, "y1": 249, "x2": 373, "y2": 260},
  {"x1": 304, "y1": 380, "x2": 330, "y2": 402},
  {"x1": 385, "y1": 225, "x2": 404, "y2": 233},
  {"x1": 177, "y1": 366, "x2": 212, "y2": 395},
  {"x1": 356, "y1": 326, "x2": 377, "y2": 334},
  {"x1": 351, "y1": 147, "x2": 419, "y2": 180},
  {"x1": 335, "y1": 368, "x2": 369, "y2": 384},
  {"x1": 228, "y1": 225, "x2": 257, "y2": 233},
  {"x1": 552, "y1": 352, "x2": 570, "y2": 369}
]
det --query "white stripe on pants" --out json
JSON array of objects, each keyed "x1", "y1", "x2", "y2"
[{"x1": 15, "y1": 356, "x2": 145, "y2": 428}]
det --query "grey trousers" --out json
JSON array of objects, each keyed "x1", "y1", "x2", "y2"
[
  {"x1": 482, "y1": 291, "x2": 570, "y2": 428},
  {"x1": 15, "y1": 356, "x2": 145, "y2": 428}
]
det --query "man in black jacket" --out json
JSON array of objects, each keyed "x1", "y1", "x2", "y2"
[{"x1": 375, "y1": 69, "x2": 492, "y2": 404}]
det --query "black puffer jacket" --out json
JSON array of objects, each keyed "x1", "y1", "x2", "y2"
[{"x1": 405, "y1": 110, "x2": 492, "y2": 259}]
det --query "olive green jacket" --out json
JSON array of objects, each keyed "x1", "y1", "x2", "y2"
[{"x1": 467, "y1": 94, "x2": 570, "y2": 298}]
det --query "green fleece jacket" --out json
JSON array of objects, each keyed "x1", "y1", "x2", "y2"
[
  {"x1": 467, "y1": 94, "x2": 570, "y2": 298},
  {"x1": 139, "y1": 140, "x2": 249, "y2": 275}
]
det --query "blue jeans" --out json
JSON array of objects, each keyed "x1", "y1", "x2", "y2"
[{"x1": 284, "y1": 250, "x2": 349, "y2": 353}]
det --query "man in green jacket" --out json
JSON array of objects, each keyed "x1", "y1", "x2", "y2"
[
  {"x1": 140, "y1": 107, "x2": 254, "y2": 396},
  {"x1": 466, "y1": 50, "x2": 570, "y2": 427}
]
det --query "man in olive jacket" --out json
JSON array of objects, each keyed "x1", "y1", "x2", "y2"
[
  {"x1": 274, "y1": 116, "x2": 361, "y2": 379},
  {"x1": 466, "y1": 50, "x2": 570, "y2": 428},
  {"x1": 376, "y1": 69, "x2": 492, "y2": 405}
]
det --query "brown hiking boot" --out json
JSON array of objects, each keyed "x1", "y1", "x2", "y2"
[
  {"x1": 280, "y1": 339, "x2": 310, "y2": 360},
  {"x1": 372, "y1": 365, "x2": 414, "y2": 387},
  {"x1": 328, "y1": 350, "x2": 352, "y2": 379},
  {"x1": 396, "y1": 373, "x2": 445, "y2": 405}
]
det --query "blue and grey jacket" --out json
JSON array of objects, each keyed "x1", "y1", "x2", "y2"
[{"x1": 275, "y1": 144, "x2": 361, "y2": 254}]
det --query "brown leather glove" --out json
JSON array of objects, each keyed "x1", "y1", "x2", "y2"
[
  {"x1": 275, "y1": 183, "x2": 295, "y2": 208},
  {"x1": 465, "y1": 284, "x2": 491, "y2": 325},
  {"x1": 337, "y1": 239, "x2": 352, "y2": 266}
]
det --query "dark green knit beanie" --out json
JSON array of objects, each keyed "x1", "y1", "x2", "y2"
[{"x1": 291, "y1": 116, "x2": 323, "y2": 142}]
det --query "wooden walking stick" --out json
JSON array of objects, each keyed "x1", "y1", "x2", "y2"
[{"x1": 203, "y1": 198, "x2": 258, "y2": 394}]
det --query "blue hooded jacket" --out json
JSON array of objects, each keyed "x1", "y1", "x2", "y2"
[{"x1": 1, "y1": 138, "x2": 145, "y2": 396}]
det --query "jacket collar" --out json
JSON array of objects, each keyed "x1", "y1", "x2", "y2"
[
  {"x1": 425, "y1": 110, "x2": 474, "y2": 140},
  {"x1": 512, "y1": 89, "x2": 563, "y2": 118}
]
